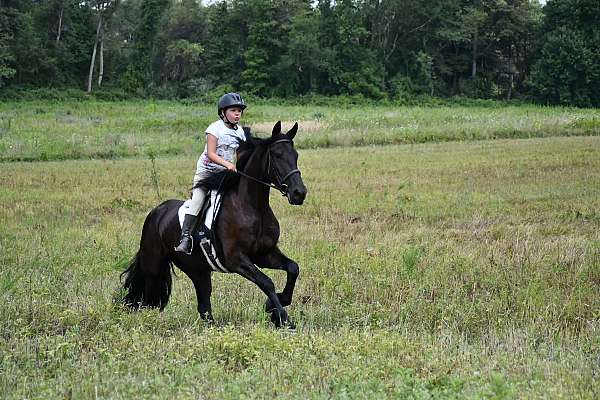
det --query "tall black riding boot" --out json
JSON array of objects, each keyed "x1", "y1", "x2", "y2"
[{"x1": 174, "y1": 214, "x2": 198, "y2": 255}]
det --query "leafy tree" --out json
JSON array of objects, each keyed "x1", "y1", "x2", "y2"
[
  {"x1": 363, "y1": 0, "x2": 453, "y2": 96},
  {"x1": 277, "y1": 7, "x2": 327, "y2": 95},
  {"x1": 529, "y1": 0, "x2": 600, "y2": 106},
  {"x1": 103, "y1": 0, "x2": 141, "y2": 85},
  {"x1": 163, "y1": 39, "x2": 204, "y2": 82},
  {"x1": 0, "y1": 9, "x2": 16, "y2": 87},
  {"x1": 0, "y1": 2, "x2": 50, "y2": 85},
  {"x1": 32, "y1": 0, "x2": 95, "y2": 86},
  {"x1": 0, "y1": 0, "x2": 593, "y2": 104},
  {"x1": 203, "y1": 0, "x2": 247, "y2": 90},
  {"x1": 85, "y1": 1, "x2": 120, "y2": 92},
  {"x1": 154, "y1": 0, "x2": 207, "y2": 87},
  {"x1": 314, "y1": 0, "x2": 384, "y2": 97},
  {"x1": 123, "y1": 0, "x2": 169, "y2": 92},
  {"x1": 240, "y1": 0, "x2": 291, "y2": 96}
]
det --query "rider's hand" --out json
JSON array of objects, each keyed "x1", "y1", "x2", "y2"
[{"x1": 226, "y1": 162, "x2": 237, "y2": 172}]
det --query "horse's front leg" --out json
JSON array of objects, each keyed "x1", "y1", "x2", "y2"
[
  {"x1": 254, "y1": 248, "x2": 299, "y2": 309},
  {"x1": 233, "y1": 255, "x2": 294, "y2": 329}
]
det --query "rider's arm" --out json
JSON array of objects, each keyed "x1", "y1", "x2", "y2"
[{"x1": 206, "y1": 134, "x2": 236, "y2": 171}]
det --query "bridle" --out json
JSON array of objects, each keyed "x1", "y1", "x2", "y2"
[{"x1": 236, "y1": 138, "x2": 300, "y2": 196}]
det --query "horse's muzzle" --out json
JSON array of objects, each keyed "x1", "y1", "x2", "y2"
[{"x1": 287, "y1": 185, "x2": 307, "y2": 205}]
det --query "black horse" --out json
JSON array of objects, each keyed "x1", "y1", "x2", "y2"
[{"x1": 121, "y1": 121, "x2": 307, "y2": 328}]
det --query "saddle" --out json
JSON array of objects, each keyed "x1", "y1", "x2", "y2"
[{"x1": 177, "y1": 191, "x2": 230, "y2": 272}]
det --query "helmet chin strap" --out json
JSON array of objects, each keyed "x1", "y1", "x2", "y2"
[{"x1": 221, "y1": 111, "x2": 240, "y2": 129}]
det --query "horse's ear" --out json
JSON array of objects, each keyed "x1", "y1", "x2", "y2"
[
  {"x1": 271, "y1": 121, "x2": 282, "y2": 137},
  {"x1": 286, "y1": 122, "x2": 298, "y2": 140},
  {"x1": 243, "y1": 126, "x2": 252, "y2": 139}
]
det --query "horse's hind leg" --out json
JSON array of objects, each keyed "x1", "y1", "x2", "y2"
[
  {"x1": 186, "y1": 267, "x2": 214, "y2": 322},
  {"x1": 255, "y1": 248, "x2": 299, "y2": 308},
  {"x1": 173, "y1": 256, "x2": 214, "y2": 321},
  {"x1": 195, "y1": 274, "x2": 214, "y2": 322}
]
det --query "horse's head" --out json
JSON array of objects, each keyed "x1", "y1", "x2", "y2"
[{"x1": 268, "y1": 121, "x2": 307, "y2": 205}]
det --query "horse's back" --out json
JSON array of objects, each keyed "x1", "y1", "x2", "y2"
[
  {"x1": 141, "y1": 199, "x2": 185, "y2": 251},
  {"x1": 154, "y1": 199, "x2": 185, "y2": 213}
]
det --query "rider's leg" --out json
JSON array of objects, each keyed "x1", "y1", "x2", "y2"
[{"x1": 174, "y1": 187, "x2": 205, "y2": 254}]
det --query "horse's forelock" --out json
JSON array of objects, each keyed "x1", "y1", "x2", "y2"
[{"x1": 237, "y1": 133, "x2": 292, "y2": 171}]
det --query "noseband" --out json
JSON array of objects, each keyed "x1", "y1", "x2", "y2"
[{"x1": 236, "y1": 138, "x2": 301, "y2": 196}]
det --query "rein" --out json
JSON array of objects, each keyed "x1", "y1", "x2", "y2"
[{"x1": 236, "y1": 138, "x2": 300, "y2": 196}]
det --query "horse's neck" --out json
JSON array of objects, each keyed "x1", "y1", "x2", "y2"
[{"x1": 236, "y1": 146, "x2": 271, "y2": 212}]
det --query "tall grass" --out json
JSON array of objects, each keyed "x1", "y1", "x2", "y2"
[
  {"x1": 0, "y1": 100, "x2": 599, "y2": 161},
  {"x1": 1, "y1": 135, "x2": 598, "y2": 398}
]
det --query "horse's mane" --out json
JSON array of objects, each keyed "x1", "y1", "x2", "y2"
[{"x1": 192, "y1": 127, "x2": 285, "y2": 192}]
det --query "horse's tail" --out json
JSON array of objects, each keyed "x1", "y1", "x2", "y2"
[
  {"x1": 121, "y1": 207, "x2": 173, "y2": 310},
  {"x1": 121, "y1": 252, "x2": 145, "y2": 309},
  {"x1": 121, "y1": 250, "x2": 173, "y2": 311}
]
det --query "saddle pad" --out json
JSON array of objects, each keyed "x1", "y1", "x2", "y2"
[
  {"x1": 178, "y1": 190, "x2": 222, "y2": 230},
  {"x1": 177, "y1": 191, "x2": 230, "y2": 273}
]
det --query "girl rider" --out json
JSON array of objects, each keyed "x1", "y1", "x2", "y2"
[{"x1": 175, "y1": 92, "x2": 247, "y2": 254}]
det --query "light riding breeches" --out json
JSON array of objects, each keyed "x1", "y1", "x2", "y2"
[{"x1": 187, "y1": 187, "x2": 207, "y2": 216}]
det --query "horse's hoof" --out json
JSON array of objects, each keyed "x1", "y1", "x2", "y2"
[
  {"x1": 282, "y1": 319, "x2": 296, "y2": 330},
  {"x1": 200, "y1": 311, "x2": 214, "y2": 324},
  {"x1": 270, "y1": 311, "x2": 281, "y2": 327},
  {"x1": 270, "y1": 311, "x2": 295, "y2": 329}
]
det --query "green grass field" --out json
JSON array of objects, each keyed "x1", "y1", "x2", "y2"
[
  {"x1": 1, "y1": 101, "x2": 599, "y2": 398},
  {"x1": 1, "y1": 100, "x2": 599, "y2": 161}
]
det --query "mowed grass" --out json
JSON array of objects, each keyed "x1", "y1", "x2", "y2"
[
  {"x1": 0, "y1": 100, "x2": 599, "y2": 161},
  {"x1": 1, "y1": 134, "x2": 599, "y2": 398}
]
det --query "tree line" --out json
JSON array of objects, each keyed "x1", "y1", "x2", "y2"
[{"x1": 0, "y1": 0, "x2": 598, "y2": 106}]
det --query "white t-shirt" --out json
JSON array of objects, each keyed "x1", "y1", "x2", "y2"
[{"x1": 196, "y1": 120, "x2": 246, "y2": 174}]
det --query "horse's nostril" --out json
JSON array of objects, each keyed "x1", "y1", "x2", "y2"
[{"x1": 291, "y1": 189, "x2": 306, "y2": 204}]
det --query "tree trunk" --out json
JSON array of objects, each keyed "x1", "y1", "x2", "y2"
[
  {"x1": 56, "y1": 5, "x2": 64, "y2": 44},
  {"x1": 471, "y1": 35, "x2": 477, "y2": 79},
  {"x1": 98, "y1": 30, "x2": 104, "y2": 87},
  {"x1": 87, "y1": 15, "x2": 102, "y2": 93},
  {"x1": 506, "y1": 50, "x2": 513, "y2": 100}
]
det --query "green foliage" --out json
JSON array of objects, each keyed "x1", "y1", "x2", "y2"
[
  {"x1": 528, "y1": 0, "x2": 600, "y2": 106},
  {"x1": 124, "y1": 0, "x2": 170, "y2": 91},
  {"x1": 412, "y1": 51, "x2": 435, "y2": 95},
  {"x1": 163, "y1": 39, "x2": 204, "y2": 82},
  {"x1": 276, "y1": 9, "x2": 322, "y2": 95},
  {"x1": 314, "y1": 0, "x2": 385, "y2": 98},
  {"x1": 0, "y1": 0, "x2": 595, "y2": 105},
  {"x1": 32, "y1": 0, "x2": 96, "y2": 86},
  {"x1": 0, "y1": 4, "x2": 45, "y2": 85},
  {"x1": 0, "y1": 32, "x2": 16, "y2": 86},
  {"x1": 202, "y1": 1, "x2": 244, "y2": 89}
]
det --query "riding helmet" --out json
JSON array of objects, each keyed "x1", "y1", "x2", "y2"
[{"x1": 218, "y1": 92, "x2": 246, "y2": 117}]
